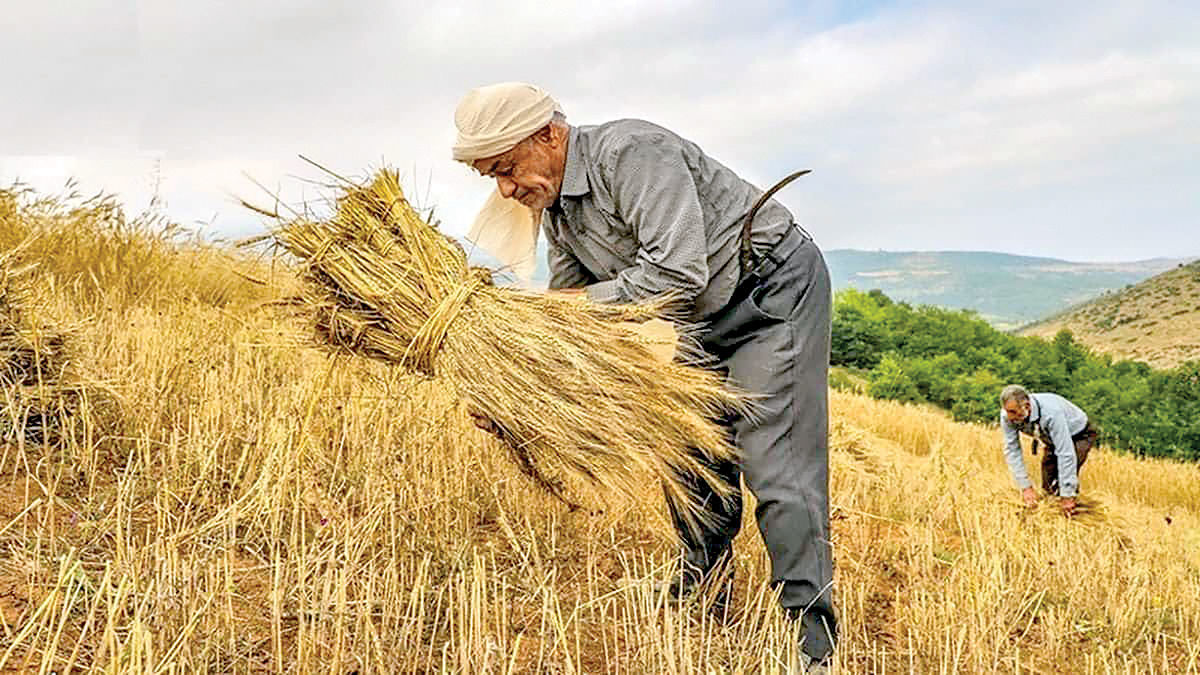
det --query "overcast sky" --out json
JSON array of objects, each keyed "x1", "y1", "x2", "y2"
[{"x1": 2, "y1": 0, "x2": 1197, "y2": 262}]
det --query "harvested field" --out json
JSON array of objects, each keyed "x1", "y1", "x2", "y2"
[{"x1": 0, "y1": 185, "x2": 1198, "y2": 673}]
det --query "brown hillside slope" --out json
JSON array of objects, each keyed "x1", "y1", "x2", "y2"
[{"x1": 1021, "y1": 259, "x2": 1200, "y2": 368}]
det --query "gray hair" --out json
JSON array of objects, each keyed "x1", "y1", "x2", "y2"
[
  {"x1": 516, "y1": 111, "x2": 568, "y2": 150},
  {"x1": 999, "y1": 384, "x2": 1030, "y2": 406}
]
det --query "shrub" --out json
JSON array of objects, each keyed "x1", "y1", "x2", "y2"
[{"x1": 868, "y1": 353, "x2": 923, "y2": 404}]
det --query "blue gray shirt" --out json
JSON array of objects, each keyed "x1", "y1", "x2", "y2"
[
  {"x1": 542, "y1": 120, "x2": 794, "y2": 320},
  {"x1": 1001, "y1": 393, "x2": 1089, "y2": 497}
]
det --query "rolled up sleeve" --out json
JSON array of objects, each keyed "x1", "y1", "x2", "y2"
[
  {"x1": 585, "y1": 278, "x2": 624, "y2": 303},
  {"x1": 585, "y1": 137, "x2": 708, "y2": 307}
]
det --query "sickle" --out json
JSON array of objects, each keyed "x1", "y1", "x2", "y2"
[{"x1": 740, "y1": 169, "x2": 812, "y2": 274}]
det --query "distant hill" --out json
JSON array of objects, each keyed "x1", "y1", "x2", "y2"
[
  {"x1": 824, "y1": 250, "x2": 1193, "y2": 329},
  {"x1": 512, "y1": 244, "x2": 1191, "y2": 329},
  {"x1": 1020, "y1": 260, "x2": 1200, "y2": 368}
]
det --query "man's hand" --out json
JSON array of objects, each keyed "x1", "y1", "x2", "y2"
[
  {"x1": 1060, "y1": 497, "x2": 1077, "y2": 517},
  {"x1": 468, "y1": 407, "x2": 504, "y2": 439},
  {"x1": 547, "y1": 288, "x2": 586, "y2": 297},
  {"x1": 1021, "y1": 487, "x2": 1038, "y2": 508}
]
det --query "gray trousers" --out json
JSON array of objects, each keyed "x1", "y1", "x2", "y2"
[{"x1": 667, "y1": 225, "x2": 836, "y2": 659}]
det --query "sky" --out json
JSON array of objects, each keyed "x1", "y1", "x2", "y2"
[{"x1": 2, "y1": 0, "x2": 1197, "y2": 262}]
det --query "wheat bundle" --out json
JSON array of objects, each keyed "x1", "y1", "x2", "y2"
[{"x1": 256, "y1": 168, "x2": 745, "y2": 527}]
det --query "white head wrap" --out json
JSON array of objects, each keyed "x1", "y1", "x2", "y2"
[
  {"x1": 454, "y1": 82, "x2": 561, "y2": 284},
  {"x1": 452, "y1": 82, "x2": 561, "y2": 162}
]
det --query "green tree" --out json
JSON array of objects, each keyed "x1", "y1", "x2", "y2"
[
  {"x1": 949, "y1": 370, "x2": 1006, "y2": 423},
  {"x1": 831, "y1": 291, "x2": 889, "y2": 369},
  {"x1": 1052, "y1": 329, "x2": 1088, "y2": 374},
  {"x1": 867, "y1": 288, "x2": 893, "y2": 306},
  {"x1": 1009, "y1": 339, "x2": 1068, "y2": 393},
  {"x1": 868, "y1": 353, "x2": 923, "y2": 403}
]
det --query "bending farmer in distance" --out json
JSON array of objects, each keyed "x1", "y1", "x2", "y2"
[
  {"x1": 1000, "y1": 384, "x2": 1099, "y2": 517},
  {"x1": 451, "y1": 82, "x2": 836, "y2": 669}
]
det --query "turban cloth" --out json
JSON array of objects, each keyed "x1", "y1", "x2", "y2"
[{"x1": 452, "y1": 82, "x2": 561, "y2": 162}]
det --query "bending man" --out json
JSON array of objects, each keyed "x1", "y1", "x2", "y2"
[
  {"x1": 453, "y1": 82, "x2": 836, "y2": 665},
  {"x1": 1000, "y1": 384, "x2": 1099, "y2": 516}
]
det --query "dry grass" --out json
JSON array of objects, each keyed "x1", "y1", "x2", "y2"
[
  {"x1": 1021, "y1": 260, "x2": 1200, "y2": 368},
  {"x1": 0, "y1": 185, "x2": 1198, "y2": 673}
]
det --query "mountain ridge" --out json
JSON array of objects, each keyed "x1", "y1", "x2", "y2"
[
  {"x1": 1019, "y1": 259, "x2": 1200, "y2": 368},
  {"x1": 823, "y1": 249, "x2": 1195, "y2": 329}
]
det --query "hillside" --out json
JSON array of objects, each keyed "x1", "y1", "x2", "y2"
[
  {"x1": 823, "y1": 250, "x2": 1191, "y2": 329},
  {"x1": 831, "y1": 287, "x2": 1200, "y2": 459},
  {"x1": 1020, "y1": 260, "x2": 1200, "y2": 368},
  {"x1": 523, "y1": 247, "x2": 1188, "y2": 327},
  {"x1": 1, "y1": 186, "x2": 1199, "y2": 673}
]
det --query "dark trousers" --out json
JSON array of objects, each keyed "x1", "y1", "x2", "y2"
[
  {"x1": 666, "y1": 225, "x2": 836, "y2": 660},
  {"x1": 1040, "y1": 423, "x2": 1097, "y2": 495}
]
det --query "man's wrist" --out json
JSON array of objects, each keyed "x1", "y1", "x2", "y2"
[{"x1": 585, "y1": 279, "x2": 623, "y2": 304}]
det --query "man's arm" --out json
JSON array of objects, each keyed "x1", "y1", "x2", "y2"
[
  {"x1": 547, "y1": 238, "x2": 594, "y2": 290},
  {"x1": 584, "y1": 137, "x2": 708, "y2": 307},
  {"x1": 1045, "y1": 414, "x2": 1080, "y2": 498},
  {"x1": 1001, "y1": 414, "x2": 1033, "y2": 490}
]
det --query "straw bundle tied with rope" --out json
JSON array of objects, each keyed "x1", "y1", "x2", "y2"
[{"x1": 249, "y1": 167, "x2": 747, "y2": 531}]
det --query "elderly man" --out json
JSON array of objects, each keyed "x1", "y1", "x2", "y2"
[
  {"x1": 453, "y1": 82, "x2": 836, "y2": 666},
  {"x1": 1000, "y1": 385, "x2": 1099, "y2": 516}
]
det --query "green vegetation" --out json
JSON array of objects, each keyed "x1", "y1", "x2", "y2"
[{"x1": 832, "y1": 288, "x2": 1200, "y2": 461}]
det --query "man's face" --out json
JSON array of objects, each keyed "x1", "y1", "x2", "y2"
[
  {"x1": 471, "y1": 125, "x2": 567, "y2": 211},
  {"x1": 1003, "y1": 398, "x2": 1030, "y2": 424}
]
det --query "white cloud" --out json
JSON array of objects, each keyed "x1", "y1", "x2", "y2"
[{"x1": 1, "y1": 0, "x2": 1197, "y2": 261}]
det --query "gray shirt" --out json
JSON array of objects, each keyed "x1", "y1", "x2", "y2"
[
  {"x1": 1000, "y1": 393, "x2": 1090, "y2": 497},
  {"x1": 542, "y1": 120, "x2": 794, "y2": 320}
]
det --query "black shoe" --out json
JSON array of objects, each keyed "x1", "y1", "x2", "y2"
[
  {"x1": 794, "y1": 652, "x2": 832, "y2": 674},
  {"x1": 785, "y1": 608, "x2": 836, "y2": 670}
]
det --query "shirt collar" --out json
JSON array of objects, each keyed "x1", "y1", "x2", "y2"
[
  {"x1": 1027, "y1": 395, "x2": 1042, "y2": 424},
  {"x1": 558, "y1": 126, "x2": 589, "y2": 199}
]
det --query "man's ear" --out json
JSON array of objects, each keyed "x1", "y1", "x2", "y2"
[{"x1": 534, "y1": 123, "x2": 558, "y2": 147}]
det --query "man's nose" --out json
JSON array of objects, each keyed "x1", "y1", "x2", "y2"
[{"x1": 497, "y1": 177, "x2": 517, "y2": 198}]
